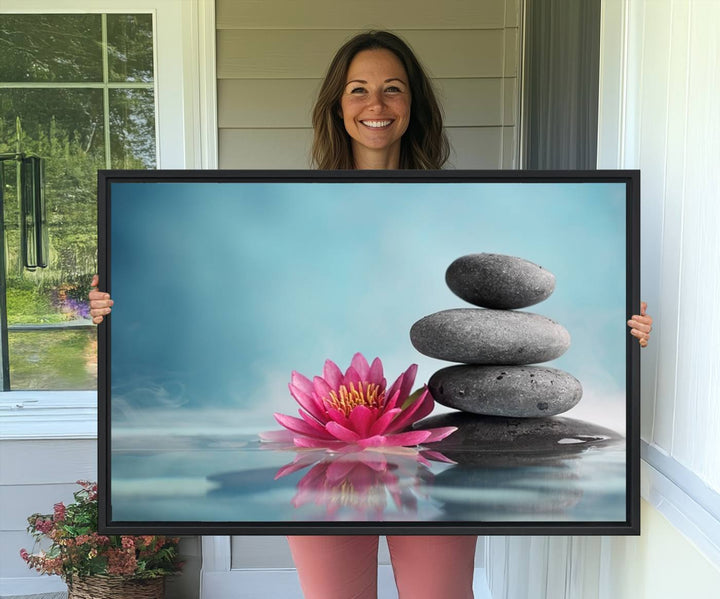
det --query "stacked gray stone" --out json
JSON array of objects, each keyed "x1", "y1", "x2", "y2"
[{"x1": 410, "y1": 253, "x2": 583, "y2": 418}]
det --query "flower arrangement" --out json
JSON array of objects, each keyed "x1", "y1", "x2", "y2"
[
  {"x1": 20, "y1": 481, "x2": 182, "y2": 584},
  {"x1": 260, "y1": 352, "x2": 456, "y2": 449}
]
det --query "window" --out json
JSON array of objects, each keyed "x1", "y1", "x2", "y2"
[{"x1": 0, "y1": 13, "x2": 156, "y2": 390}]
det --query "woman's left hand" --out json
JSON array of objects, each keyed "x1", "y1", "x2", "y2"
[{"x1": 627, "y1": 301, "x2": 653, "y2": 348}]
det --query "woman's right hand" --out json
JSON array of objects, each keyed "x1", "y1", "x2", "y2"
[{"x1": 89, "y1": 274, "x2": 113, "y2": 324}]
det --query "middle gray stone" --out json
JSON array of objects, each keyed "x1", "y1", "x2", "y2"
[
  {"x1": 410, "y1": 308, "x2": 570, "y2": 364},
  {"x1": 428, "y1": 364, "x2": 583, "y2": 417}
]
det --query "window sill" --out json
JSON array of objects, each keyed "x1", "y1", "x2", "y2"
[
  {"x1": 642, "y1": 441, "x2": 720, "y2": 568},
  {"x1": 0, "y1": 391, "x2": 96, "y2": 440}
]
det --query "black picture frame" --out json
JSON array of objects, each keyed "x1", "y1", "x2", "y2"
[{"x1": 98, "y1": 169, "x2": 640, "y2": 536}]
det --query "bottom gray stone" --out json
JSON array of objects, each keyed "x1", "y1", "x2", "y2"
[
  {"x1": 415, "y1": 413, "x2": 625, "y2": 516},
  {"x1": 415, "y1": 412, "x2": 623, "y2": 466},
  {"x1": 429, "y1": 364, "x2": 583, "y2": 417}
]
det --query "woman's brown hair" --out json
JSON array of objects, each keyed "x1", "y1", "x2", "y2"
[{"x1": 311, "y1": 31, "x2": 449, "y2": 170}]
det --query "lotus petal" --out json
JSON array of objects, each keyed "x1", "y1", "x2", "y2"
[
  {"x1": 350, "y1": 352, "x2": 371, "y2": 379},
  {"x1": 357, "y1": 429, "x2": 432, "y2": 449},
  {"x1": 379, "y1": 430, "x2": 433, "y2": 447},
  {"x1": 368, "y1": 407, "x2": 402, "y2": 437},
  {"x1": 385, "y1": 371, "x2": 405, "y2": 403},
  {"x1": 421, "y1": 426, "x2": 458, "y2": 443},
  {"x1": 312, "y1": 375, "x2": 333, "y2": 400},
  {"x1": 298, "y1": 409, "x2": 336, "y2": 437},
  {"x1": 274, "y1": 453, "x2": 320, "y2": 479},
  {"x1": 325, "y1": 459, "x2": 359, "y2": 482},
  {"x1": 258, "y1": 429, "x2": 296, "y2": 443},
  {"x1": 397, "y1": 364, "x2": 417, "y2": 401},
  {"x1": 383, "y1": 386, "x2": 403, "y2": 413},
  {"x1": 293, "y1": 436, "x2": 347, "y2": 449},
  {"x1": 343, "y1": 366, "x2": 362, "y2": 388},
  {"x1": 386, "y1": 388, "x2": 433, "y2": 432},
  {"x1": 288, "y1": 383, "x2": 325, "y2": 422},
  {"x1": 348, "y1": 405, "x2": 375, "y2": 438},
  {"x1": 368, "y1": 357, "x2": 384, "y2": 385},
  {"x1": 274, "y1": 413, "x2": 334, "y2": 439},
  {"x1": 325, "y1": 421, "x2": 362, "y2": 442},
  {"x1": 420, "y1": 449, "x2": 456, "y2": 464},
  {"x1": 291, "y1": 371, "x2": 315, "y2": 396},
  {"x1": 322, "y1": 359, "x2": 344, "y2": 389},
  {"x1": 326, "y1": 406, "x2": 352, "y2": 429}
]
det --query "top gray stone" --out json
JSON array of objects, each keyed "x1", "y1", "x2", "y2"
[{"x1": 445, "y1": 253, "x2": 556, "y2": 309}]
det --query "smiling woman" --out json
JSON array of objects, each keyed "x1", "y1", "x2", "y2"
[
  {"x1": 290, "y1": 31, "x2": 478, "y2": 599},
  {"x1": 339, "y1": 49, "x2": 412, "y2": 169},
  {"x1": 311, "y1": 30, "x2": 449, "y2": 170}
]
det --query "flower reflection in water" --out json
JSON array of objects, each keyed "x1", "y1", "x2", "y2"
[{"x1": 271, "y1": 445, "x2": 455, "y2": 520}]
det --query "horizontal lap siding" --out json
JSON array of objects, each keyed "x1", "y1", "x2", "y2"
[
  {"x1": 0, "y1": 439, "x2": 96, "y2": 578},
  {"x1": 219, "y1": 128, "x2": 313, "y2": 169},
  {"x1": 219, "y1": 79, "x2": 516, "y2": 128},
  {"x1": 217, "y1": 30, "x2": 512, "y2": 79},
  {"x1": 216, "y1": 0, "x2": 521, "y2": 170},
  {"x1": 219, "y1": 126, "x2": 511, "y2": 169},
  {"x1": 216, "y1": 0, "x2": 515, "y2": 30}
]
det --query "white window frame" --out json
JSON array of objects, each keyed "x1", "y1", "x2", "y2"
[{"x1": 0, "y1": 0, "x2": 217, "y2": 440}]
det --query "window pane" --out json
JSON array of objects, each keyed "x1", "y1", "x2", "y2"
[
  {"x1": 8, "y1": 329, "x2": 97, "y2": 390},
  {"x1": 0, "y1": 14, "x2": 102, "y2": 82},
  {"x1": 0, "y1": 13, "x2": 157, "y2": 391},
  {"x1": 1, "y1": 89, "x2": 103, "y2": 281},
  {"x1": 0, "y1": 89, "x2": 106, "y2": 161},
  {"x1": 110, "y1": 89, "x2": 156, "y2": 168},
  {"x1": 1, "y1": 88, "x2": 104, "y2": 278},
  {"x1": 1, "y1": 90, "x2": 103, "y2": 390},
  {"x1": 107, "y1": 14, "x2": 154, "y2": 83}
]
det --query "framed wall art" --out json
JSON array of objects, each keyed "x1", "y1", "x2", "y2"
[{"x1": 98, "y1": 169, "x2": 640, "y2": 535}]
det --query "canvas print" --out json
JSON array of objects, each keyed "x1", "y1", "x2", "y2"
[{"x1": 98, "y1": 170, "x2": 639, "y2": 535}]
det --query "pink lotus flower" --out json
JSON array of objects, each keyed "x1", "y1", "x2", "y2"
[{"x1": 260, "y1": 353, "x2": 456, "y2": 449}]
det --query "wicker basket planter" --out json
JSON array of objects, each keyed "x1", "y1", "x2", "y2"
[{"x1": 67, "y1": 575, "x2": 165, "y2": 599}]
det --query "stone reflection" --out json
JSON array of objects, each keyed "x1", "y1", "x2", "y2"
[
  {"x1": 414, "y1": 412, "x2": 624, "y2": 519},
  {"x1": 429, "y1": 462, "x2": 585, "y2": 518}
]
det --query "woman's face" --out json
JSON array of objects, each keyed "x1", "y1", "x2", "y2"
[{"x1": 340, "y1": 49, "x2": 411, "y2": 166}]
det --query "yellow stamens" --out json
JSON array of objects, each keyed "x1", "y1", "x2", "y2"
[
  {"x1": 328, "y1": 479, "x2": 386, "y2": 510},
  {"x1": 325, "y1": 382, "x2": 384, "y2": 417}
]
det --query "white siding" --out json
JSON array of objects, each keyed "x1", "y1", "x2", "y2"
[
  {"x1": 0, "y1": 439, "x2": 95, "y2": 587},
  {"x1": 599, "y1": 0, "x2": 720, "y2": 488}
]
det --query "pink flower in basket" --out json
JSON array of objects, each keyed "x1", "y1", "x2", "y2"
[{"x1": 19, "y1": 481, "x2": 182, "y2": 585}]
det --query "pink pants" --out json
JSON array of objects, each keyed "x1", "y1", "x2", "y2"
[{"x1": 287, "y1": 535, "x2": 477, "y2": 599}]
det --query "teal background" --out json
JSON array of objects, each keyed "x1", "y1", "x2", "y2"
[{"x1": 110, "y1": 180, "x2": 627, "y2": 433}]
